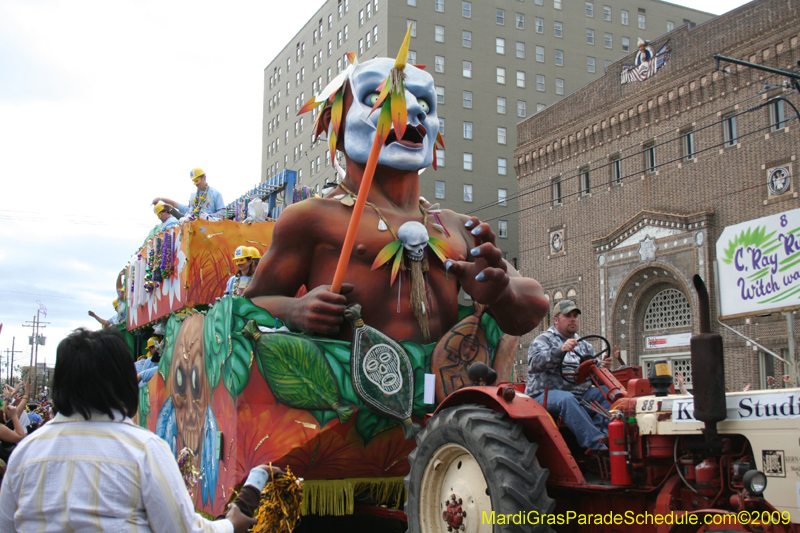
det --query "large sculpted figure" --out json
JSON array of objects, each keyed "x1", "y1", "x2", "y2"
[{"x1": 244, "y1": 55, "x2": 549, "y2": 344}]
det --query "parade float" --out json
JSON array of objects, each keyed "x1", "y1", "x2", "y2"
[{"x1": 122, "y1": 28, "x2": 523, "y2": 520}]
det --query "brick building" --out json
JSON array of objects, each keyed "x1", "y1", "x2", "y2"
[{"x1": 514, "y1": 0, "x2": 800, "y2": 390}]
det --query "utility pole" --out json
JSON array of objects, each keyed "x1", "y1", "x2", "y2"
[
  {"x1": 4, "y1": 338, "x2": 22, "y2": 386},
  {"x1": 22, "y1": 310, "x2": 49, "y2": 398}
]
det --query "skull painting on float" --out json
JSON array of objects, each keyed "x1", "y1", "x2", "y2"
[{"x1": 155, "y1": 312, "x2": 219, "y2": 505}]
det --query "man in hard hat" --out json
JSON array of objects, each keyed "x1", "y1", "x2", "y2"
[
  {"x1": 152, "y1": 168, "x2": 226, "y2": 221},
  {"x1": 88, "y1": 297, "x2": 127, "y2": 328},
  {"x1": 154, "y1": 202, "x2": 179, "y2": 232},
  {"x1": 135, "y1": 337, "x2": 161, "y2": 387},
  {"x1": 225, "y1": 246, "x2": 261, "y2": 297}
]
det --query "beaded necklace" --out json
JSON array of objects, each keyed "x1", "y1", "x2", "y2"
[{"x1": 189, "y1": 187, "x2": 209, "y2": 219}]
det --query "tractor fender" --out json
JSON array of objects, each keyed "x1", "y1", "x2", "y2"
[{"x1": 433, "y1": 385, "x2": 586, "y2": 485}]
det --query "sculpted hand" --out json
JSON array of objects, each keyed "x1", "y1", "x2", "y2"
[
  {"x1": 285, "y1": 284, "x2": 355, "y2": 335},
  {"x1": 445, "y1": 217, "x2": 509, "y2": 305}
]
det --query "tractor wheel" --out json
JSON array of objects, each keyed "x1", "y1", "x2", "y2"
[{"x1": 405, "y1": 405, "x2": 555, "y2": 533}]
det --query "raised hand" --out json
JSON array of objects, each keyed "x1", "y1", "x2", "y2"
[
  {"x1": 445, "y1": 217, "x2": 510, "y2": 306},
  {"x1": 284, "y1": 284, "x2": 355, "y2": 335}
]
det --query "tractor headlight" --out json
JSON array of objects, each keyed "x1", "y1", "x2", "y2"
[{"x1": 742, "y1": 470, "x2": 767, "y2": 496}]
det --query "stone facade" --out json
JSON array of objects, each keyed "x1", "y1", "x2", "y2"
[{"x1": 514, "y1": 0, "x2": 800, "y2": 390}]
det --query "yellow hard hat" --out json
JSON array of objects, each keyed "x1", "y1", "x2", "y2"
[
  {"x1": 113, "y1": 298, "x2": 119, "y2": 308},
  {"x1": 146, "y1": 337, "x2": 159, "y2": 349},
  {"x1": 154, "y1": 202, "x2": 168, "y2": 216},
  {"x1": 190, "y1": 168, "x2": 206, "y2": 183},
  {"x1": 233, "y1": 245, "x2": 254, "y2": 264},
  {"x1": 247, "y1": 246, "x2": 262, "y2": 259}
]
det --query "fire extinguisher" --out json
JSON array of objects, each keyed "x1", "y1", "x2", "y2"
[{"x1": 609, "y1": 414, "x2": 633, "y2": 486}]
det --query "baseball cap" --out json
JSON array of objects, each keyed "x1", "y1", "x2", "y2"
[
  {"x1": 190, "y1": 168, "x2": 206, "y2": 183},
  {"x1": 554, "y1": 300, "x2": 581, "y2": 317}
]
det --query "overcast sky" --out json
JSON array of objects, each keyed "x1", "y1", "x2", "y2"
[{"x1": 0, "y1": 0, "x2": 752, "y2": 376}]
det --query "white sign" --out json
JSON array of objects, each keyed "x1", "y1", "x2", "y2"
[
  {"x1": 672, "y1": 391, "x2": 800, "y2": 422},
  {"x1": 645, "y1": 332, "x2": 691, "y2": 349},
  {"x1": 717, "y1": 208, "x2": 800, "y2": 318}
]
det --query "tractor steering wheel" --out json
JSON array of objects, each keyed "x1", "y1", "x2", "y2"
[{"x1": 561, "y1": 334, "x2": 612, "y2": 384}]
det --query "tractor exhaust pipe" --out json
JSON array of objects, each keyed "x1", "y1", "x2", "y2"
[{"x1": 690, "y1": 275, "x2": 727, "y2": 446}]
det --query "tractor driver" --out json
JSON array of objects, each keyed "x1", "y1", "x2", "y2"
[{"x1": 526, "y1": 300, "x2": 613, "y2": 451}]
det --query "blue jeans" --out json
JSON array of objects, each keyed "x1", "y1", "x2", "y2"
[{"x1": 533, "y1": 386, "x2": 610, "y2": 450}]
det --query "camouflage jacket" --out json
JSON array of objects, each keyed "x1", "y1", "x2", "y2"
[{"x1": 525, "y1": 326, "x2": 596, "y2": 397}]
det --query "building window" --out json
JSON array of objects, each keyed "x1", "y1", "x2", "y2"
[
  {"x1": 770, "y1": 100, "x2": 786, "y2": 130},
  {"x1": 358, "y1": 10, "x2": 363, "y2": 26},
  {"x1": 586, "y1": 29, "x2": 594, "y2": 45},
  {"x1": 723, "y1": 114, "x2": 738, "y2": 146},
  {"x1": 604, "y1": 33, "x2": 612, "y2": 48},
  {"x1": 580, "y1": 167, "x2": 590, "y2": 194},
  {"x1": 622, "y1": 37, "x2": 630, "y2": 52},
  {"x1": 516, "y1": 71, "x2": 526, "y2": 88},
  {"x1": 338, "y1": 31, "x2": 342, "y2": 46},
  {"x1": 667, "y1": 21, "x2": 674, "y2": 32},
  {"x1": 498, "y1": 158, "x2": 507, "y2": 175},
  {"x1": 621, "y1": 10, "x2": 629, "y2": 25},
  {"x1": 496, "y1": 38, "x2": 505, "y2": 54},
  {"x1": 552, "y1": 178, "x2": 562, "y2": 205},
  {"x1": 408, "y1": 0, "x2": 416, "y2": 5},
  {"x1": 516, "y1": 13, "x2": 524, "y2": 29},
  {"x1": 438, "y1": 118, "x2": 445, "y2": 134},
  {"x1": 498, "y1": 220, "x2": 508, "y2": 238},
  {"x1": 374, "y1": 26, "x2": 378, "y2": 42},
  {"x1": 497, "y1": 127, "x2": 507, "y2": 145},
  {"x1": 328, "y1": 13, "x2": 333, "y2": 29},
  {"x1": 462, "y1": 1, "x2": 471, "y2": 17},
  {"x1": 463, "y1": 183, "x2": 473, "y2": 199},
  {"x1": 496, "y1": 67, "x2": 506, "y2": 84},
  {"x1": 436, "y1": 25, "x2": 445, "y2": 43},
  {"x1": 585, "y1": 2, "x2": 593, "y2": 17},
  {"x1": 463, "y1": 121, "x2": 473, "y2": 139},
  {"x1": 496, "y1": 8, "x2": 505, "y2": 25},
  {"x1": 435, "y1": 180, "x2": 445, "y2": 199},
  {"x1": 461, "y1": 30, "x2": 471, "y2": 47},
  {"x1": 344, "y1": 25, "x2": 348, "y2": 40},
  {"x1": 435, "y1": 55, "x2": 445, "y2": 73},
  {"x1": 498, "y1": 188, "x2": 507, "y2": 205},
  {"x1": 406, "y1": 19, "x2": 417, "y2": 37},
  {"x1": 436, "y1": 86, "x2": 445, "y2": 104},
  {"x1": 516, "y1": 42, "x2": 525, "y2": 59},
  {"x1": 358, "y1": 38, "x2": 364, "y2": 55},
  {"x1": 436, "y1": 150, "x2": 445, "y2": 168},
  {"x1": 554, "y1": 21, "x2": 563, "y2": 38},
  {"x1": 517, "y1": 100, "x2": 527, "y2": 117},
  {"x1": 435, "y1": 0, "x2": 444, "y2": 12},
  {"x1": 603, "y1": 5, "x2": 611, "y2": 21},
  {"x1": 537, "y1": 103, "x2": 546, "y2": 112},
  {"x1": 681, "y1": 128, "x2": 695, "y2": 160},
  {"x1": 587, "y1": 57, "x2": 596, "y2": 73},
  {"x1": 536, "y1": 75, "x2": 545, "y2": 92},
  {"x1": 644, "y1": 141, "x2": 656, "y2": 173},
  {"x1": 408, "y1": 50, "x2": 417, "y2": 64},
  {"x1": 556, "y1": 78, "x2": 564, "y2": 94},
  {"x1": 638, "y1": 13, "x2": 646, "y2": 29},
  {"x1": 554, "y1": 0, "x2": 561, "y2": 9},
  {"x1": 536, "y1": 46, "x2": 545, "y2": 63},
  {"x1": 366, "y1": 32, "x2": 371, "y2": 49},
  {"x1": 497, "y1": 96, "x2": 506, "y2": 114},
  {"x1": 555, "y1": 49, "x2": 564, "y2": 66},
  {"x1": 462, "y1": 61, "x2": 472, "y2": 78},
  {"x1": 644, "y1": 289, "x2": 692, "y2": 330},
  {"x1": 611, "y1": 155, "x2": 622, "y2": 183},
  {"x1": 463, "y1": 91, "x2": 473, "y2": 108},
  {"x1": 367, "y1": 2, "x2": 372, "y2": 18},
  {"x1": 535, "y1": 17, "x2": 544, "y2": 33}
]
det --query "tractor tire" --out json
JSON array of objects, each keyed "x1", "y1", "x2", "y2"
[{"x1": 405, "y1": 404, "x2": 555, "y2": 533}]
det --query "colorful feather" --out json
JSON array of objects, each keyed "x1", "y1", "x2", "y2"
[
  {"x1": 389, "y1": 247, "x2": 404, "y2": 286},
  {"x1": 331, "y1": 89, "x2": 344, "y2": 139},
  {"x1": 436, "y1": 131, "x2": 445, "y2": 149},
  {"x1": 428, "y1": 237, "x2": 454, "y2": 263},
  {"x1": 372, "y1": 240, "x2": 402, "y2": 270},
  {"x1": 375, "y1": 99, "x2": 394, "y2": 145},
  {"x1": 328, "y1": 129, "x2": 338, "y2": 164},
  {"x1": 431, "y1": 147, "x2": 438, "y2": 170},
  {"x1": 371, "y1": 76, "x2": 393, "y2": 114},
  {"x1": 298, "y1": 95, "x2": 323, "y2": 115},
  {"x1": 395, "y1": 23, "x2": 414, "y2": 70},
  {"x1": 391, "y1": 86, "x2": 408, "y2": 140}
]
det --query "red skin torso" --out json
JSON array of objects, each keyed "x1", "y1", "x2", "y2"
[{"x1": 245, "y1": 189, "x2": 473, "y2": 343}]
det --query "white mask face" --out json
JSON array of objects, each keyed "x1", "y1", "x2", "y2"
[{"x1": 342, "y1": 58, "x2": 439, "y2": 171}]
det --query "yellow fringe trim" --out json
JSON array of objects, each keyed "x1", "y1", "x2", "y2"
[{"x1": 300, "y1": 477, "x2": 406, "y2": 516}]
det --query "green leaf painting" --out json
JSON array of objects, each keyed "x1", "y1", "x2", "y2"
[
  {"x1": 204, "y1": 296, "x2": 232, "y2": 392},
  {"x1": 720, "y1": 225, "x2": 777, "y2": 264},
  {"x1": 243, "y1": 321, "x2": 354, "y2": 424},
  {"x1": 138, "y1": 383, "x2": 150, "y2": 429},
  {"x1": 159, "y1": 313, "x2": 184, "y2": 382}
]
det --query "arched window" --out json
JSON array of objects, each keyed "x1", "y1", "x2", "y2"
[{"x1": 643, "y1": 288, "x2": 691, "y2": 331}]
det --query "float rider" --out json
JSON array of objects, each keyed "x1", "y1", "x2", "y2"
[
  {"x1": 154, "y1": 202, "x2": 179, "y2": 232},
  {"x1": 152, "y1": 168, "x2": 226, "y2": 221},
  {"x1": 225, "y1": 246, "x2": 260, "y2": 297}
]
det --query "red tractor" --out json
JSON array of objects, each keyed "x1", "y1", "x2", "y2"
[{"x1": 404, "y1": 276, "x2": 800, "y2": 532}]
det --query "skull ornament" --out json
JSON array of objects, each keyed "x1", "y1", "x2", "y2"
[
  {"x1": 398, "y1": 221, "x2": 429, "y2": 261},
  {"x1": 363, "y1": 344, "x2": 404, "y2": 395},
  {"x1": 171, "y1": 313, "x2": 209, "y2": 461}
]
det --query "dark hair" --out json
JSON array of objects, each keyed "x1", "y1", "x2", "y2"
[{"x1": 52, "y1": 327, "x2": 138, "y2": 420}]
